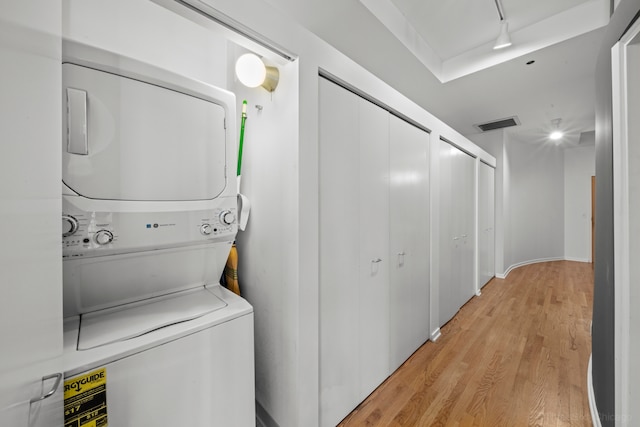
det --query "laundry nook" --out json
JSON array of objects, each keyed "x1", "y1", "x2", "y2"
[{"x1": 2, "y1": 1, "x2": 639, "y2": 427}]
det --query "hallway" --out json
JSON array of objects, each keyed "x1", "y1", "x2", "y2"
[{"x1": 339, "y1": 261, "x2": 594, "y2": 426}]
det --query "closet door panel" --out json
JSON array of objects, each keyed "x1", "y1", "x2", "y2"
[
  {"x1": 357, "y1": 98, "x2": 390, "y2": 398},
  {"x1": 478, "y1": 162, "x2": 495, "y2": 288},
  {"x1": 438, "y1": 140, "x2": 457, "y2": 325},
  {"x1": 318, "y1": 78, "x2": 361, "y2": 427},
  {"x1": 459, "y1": 151, "x2": 476, "y2": 304},
  {"x1": 451, "y1": 147, "x2": 465, "y2": 309},
  {"x1": 389, "y1": 115, "x2": 430, "y2": 371},
  {"x1": 439, "y1": 141, "x2": 477, "y2": 326},
  {"x1": 486, "y1": 165, "x2": 495, "y2": 282}
]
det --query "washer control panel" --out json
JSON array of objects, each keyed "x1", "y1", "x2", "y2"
[{"x1": 62, "y1": 197, "x2": 237, "y2": 258}]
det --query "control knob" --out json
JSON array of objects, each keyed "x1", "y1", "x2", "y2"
[
  {"x1": 200, "y1": 223, "x2": 213, "y2": 235},
  {"x1": 62, "y1": 215, "x2": 79, "y2": 237},
  {"x1": 95, "y1": 230, "x2": 114, "y2": 245},
  {"x1": 219, "y1": 210, "x2": 236, "y2": 225}
]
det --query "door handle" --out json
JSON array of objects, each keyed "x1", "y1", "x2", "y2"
[
  {"x1": 371, "y1": 258, "x2": 382, "y2": 263},
  {"x1": 67, "y1": 88, "x2": 88, "y2": 155},
  {"x1": 397, "y1": 252, "x2": 406, "y2": 267},
  {"x1": 30, "y1": 373, "x2": 62, "y2": 404}
]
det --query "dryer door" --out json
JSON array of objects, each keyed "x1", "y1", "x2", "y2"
[{"x1": 62, "y1": 63, "x2": 227, "y2": 201}]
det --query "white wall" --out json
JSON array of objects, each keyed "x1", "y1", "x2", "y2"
[
  {"x1": 63, "y1": 0, "x2": 228, "y2": 87},
  {"x1": 506, "y1": 135, "x2": 565, "y2": 270},
  {"x1": 471, "y1": 131, "x2": 566, "y2": 277},
  {"x1": 0, "y1": 1, "x2": 63, "y2": 424},
  {"x1": 229, "y1": 47, "x2": 301, "y2": 427},
  {"x1": 564, "y1": 144, "x2": 596, "y2": 262}
]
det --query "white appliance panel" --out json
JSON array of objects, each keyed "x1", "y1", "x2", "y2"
[
  {"x1": 62, "y1": 196, "x2": 237, "y2": 259},
  {"x1": 78, "y1": 287, "x2": 227, "y2": 350},
  {"x1": 63, "y1": 243, "x2": 232, "y2": 317},
  {"x1": 62, "y1": 63, "x2": 227, "y2": 202},
  {"x1": 63, "y1": 286, "x2": 254, "y2": 427},
  {"x1": 101, "y1": 313, "x2": 254, "y2": 426}
]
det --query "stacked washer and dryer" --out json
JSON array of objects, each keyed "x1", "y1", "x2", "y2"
[{"x1": 60, "y1": 41, "x2": 255, "y2": 426}]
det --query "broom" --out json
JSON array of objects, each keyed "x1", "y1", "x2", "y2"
[{"x1": 224, "y1": 101, "x2": 248, "y2": 296}]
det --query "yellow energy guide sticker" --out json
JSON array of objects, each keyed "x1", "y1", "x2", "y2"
[{"x1": 64, "y1": 368, "x2": 108, "y2": 427}]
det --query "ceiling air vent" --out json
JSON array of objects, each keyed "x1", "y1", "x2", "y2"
[{"x1": 474, "y1": 116, "x2": 520, "y2": 132}]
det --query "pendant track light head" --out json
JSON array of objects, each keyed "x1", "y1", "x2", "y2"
[{"x1": 493, "y1": 20, "x2": 512, "y2": 50}]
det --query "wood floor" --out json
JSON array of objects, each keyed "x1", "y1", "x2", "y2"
[{"x1": 338, "y1": 261, "x2": 594, "y2": 427}]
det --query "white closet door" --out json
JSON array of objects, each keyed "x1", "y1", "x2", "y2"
[
  {"x1": 438, "y1": 140, "x2": 458, "y2": 325},
  {"x1": 357, "y1": 98, "x2": 390, "y2": 399},
  {"x1": 319, "y1": 78, "x2": 360, "y2": 427},
  {"x1": 439, "y1": 140, "x2": 476, "y2": 326},
  {"x1": 458, "y1": 150, "x2": 476, "y2": 304},
  {"x1": 451, "y1": 146, "x2": 465, "y2": 308},
  {"x1": 487, "y1": 165, "x2": 495, "y2": 282},
  {"x1": 478, "y1": 162, "x2": 495, "y2": 288},
  {"x1": 389, "y1": 115, "x2": 430, "y2": 372}
]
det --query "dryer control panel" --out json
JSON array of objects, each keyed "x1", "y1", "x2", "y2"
[{"x1": 62, "y1": 196, "x2": 237, "y2": 259}]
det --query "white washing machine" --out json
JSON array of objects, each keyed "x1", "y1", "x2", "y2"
[{"x1": 60, "y1": 42, "x2": 254, "y2": 427}]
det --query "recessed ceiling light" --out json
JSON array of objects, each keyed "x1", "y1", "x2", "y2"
[{"x1": 526, "y1": 60, "x2": 535, "y2": 65}]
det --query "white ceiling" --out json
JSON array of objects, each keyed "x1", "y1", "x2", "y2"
[
  {"x1": 262, "y1": 0, "x2": 611, "y2": 147},
  {"x1": 391, "y1": 0, "x2": 590, "y2": 60},
  {"x1": 360, "y1": 0, "x2": 609, "y2": 82}
]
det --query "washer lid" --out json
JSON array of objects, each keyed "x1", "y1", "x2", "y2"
[{"x1": 77, "y1": 287, "x2": 227, "y2": 350}]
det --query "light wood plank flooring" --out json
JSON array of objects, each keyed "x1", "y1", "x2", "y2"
[{"x1": 338, "y1": 261, "x2": 594, "y2": 426}]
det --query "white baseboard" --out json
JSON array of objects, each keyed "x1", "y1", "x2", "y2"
[
  {"x1": 430, "y1": 328, "x2": 441, "y2": 342},
  {"x1": 587, "y1": 354, "x2": 602, "y2": 427},
  {"x1": 497, "y1": 257, "x2": 566, "y2": 279},
  {"x1": 565, "y1": 256, "x2": 591, "y2": 263}
]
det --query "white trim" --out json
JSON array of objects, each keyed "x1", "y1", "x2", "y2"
[
  {"x1": 497, "y1": 256, "x2": 565, "y2": 279},
  {"x1": 430, "y1": 328, "x2": 441, "y2": 342},
  {"x1": 154, "y1": 0, "x2": 297, "y2": 61},
  {"x1": 588, "y1": 354, "x2": 602, "y2": 427},
  {"x1": 611, "y1": 17, "x2": 640, "y2": 426},
  {"x1": 495, "y1": 256, "x2": 590, "y2": 279},
  {"x1": 474, "y1": 157, "x2": 480, "y2": 297}
]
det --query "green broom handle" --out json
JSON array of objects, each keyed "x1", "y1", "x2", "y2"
[{"x1": 237, "y1": 100, "x2": 247, "y2": 177}]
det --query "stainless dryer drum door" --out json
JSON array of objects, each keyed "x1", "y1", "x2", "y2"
[{"x1": 62, "y1": 63, "x2": 227, "y2": 201}]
